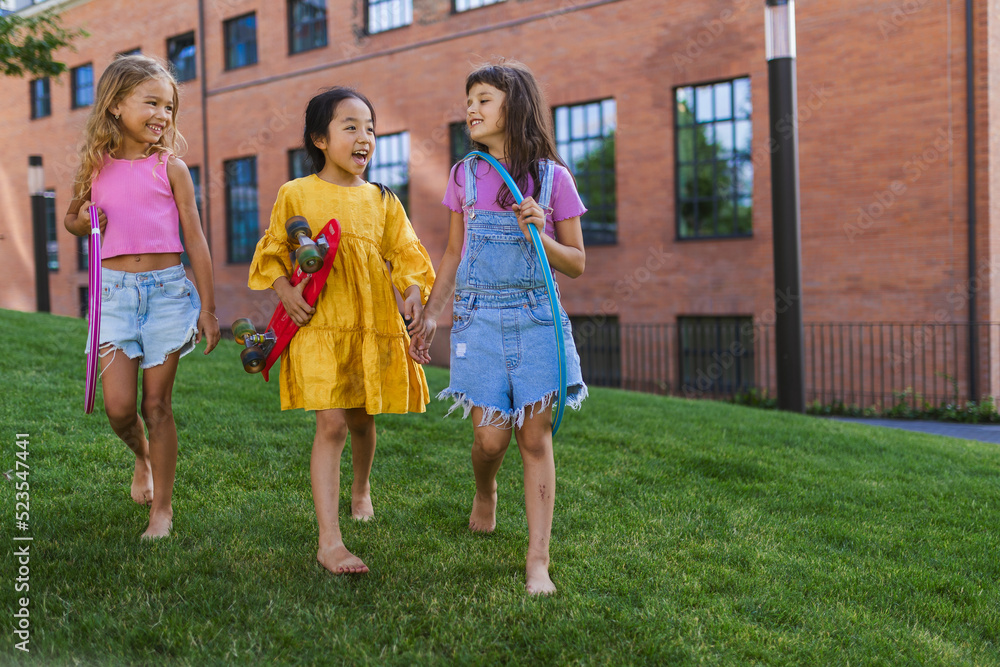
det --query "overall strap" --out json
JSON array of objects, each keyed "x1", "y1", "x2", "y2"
[
  {"x1": 538, "y1": 159, "x2": 556, "y2": 211},
  {"x1": 463, "y1": 156, "x2": 478, "y2": 210}
]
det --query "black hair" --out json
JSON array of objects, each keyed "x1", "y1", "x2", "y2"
[{"x1": 302, "y1": 86, "x2": 395, "y2": 200}]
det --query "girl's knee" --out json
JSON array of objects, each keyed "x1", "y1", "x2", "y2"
[
  {"x1": 473, "y1": 432, "x2": 510, "y2": 460},
  {"x1": 316, "y1": 411, "x2": 349, "y2": 444},
  {"x1": 105, "y1": 403, "x2": 138, "y2": 432},
  {"x1": 516, "y1": 433, "x2": 552, "y2": 461},
  {"x1": 345, "y1": 409, "x2": 375, "y2": 437},
  {"x1": 140, "y1": 395, "x2": 173, "y2": 428}
]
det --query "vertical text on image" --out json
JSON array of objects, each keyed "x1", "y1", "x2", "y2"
[{"x1": 12, "y1": 433, "x2": 32, "y2": 653}]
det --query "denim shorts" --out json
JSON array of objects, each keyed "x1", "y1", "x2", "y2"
[
  {"x1": 91, "y1": 265, "x2": 201, "y2": 369},
  {"x1": 439, "y1": 288, "x2": 588, "y2": 429}
]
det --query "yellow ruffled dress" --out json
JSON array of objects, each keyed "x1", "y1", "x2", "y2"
[{"x1": 248, "y1": 175, "x2": 435, "y2": 413}]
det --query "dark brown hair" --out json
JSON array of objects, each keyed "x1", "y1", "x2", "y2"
[
  {"x1": 302, "y1": 86, "x2": 393, "y2": 199},
  {"x1": 464, "y1": 60, "x2": 569, "y2": 209}
]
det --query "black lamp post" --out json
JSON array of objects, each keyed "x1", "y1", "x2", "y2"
[
  {"x1": 29, "y1": 155, "x2": 51, "y2": 313},
  {"x1": 765, "y1": 0, "x2": 805, "y2": 412}
]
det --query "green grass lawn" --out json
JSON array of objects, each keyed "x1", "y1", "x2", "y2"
[{"x1": 1, "y1": 308, "x2": 998, "y2": 665}]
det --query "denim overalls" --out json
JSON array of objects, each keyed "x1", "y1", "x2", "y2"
[{"x1": 438, "y1": 157, "x2": 587, "y2": 428}]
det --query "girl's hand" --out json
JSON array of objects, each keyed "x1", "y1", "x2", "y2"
[
  {"x1": 408, "y1": 318, "x2": 437, "y2": 364},
  {"x1": 402, "y1": 286, "x2": 424, "y2": 337},
  {"x1": 77, "y1": 202, "x2": 107, "y2": 235},
  {"x1": 197, "y1": 312, "x2": 221, "y2": 354},
  {"x1": 513, "y1": 196, "x2": 546, "y2": 242},
  {"x1": 274, "y1": 275, "x2": 314, "y2": 327}
]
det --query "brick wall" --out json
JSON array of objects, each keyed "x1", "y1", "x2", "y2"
[{"x1": 0, "y1": 0, "x2": 994, "y2": 397}]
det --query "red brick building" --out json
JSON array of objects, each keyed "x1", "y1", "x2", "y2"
[{"x1": 1, "y1": 0, "x2": 997, "y2": 406}]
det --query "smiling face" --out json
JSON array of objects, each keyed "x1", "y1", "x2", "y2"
[
  {"x1": 467, "y1": 82, "x2": 506, "y2": 157},
  {"x1": 312, "y1": 97, "x2": 375, "y2": 186},
  {"x1": 109, "y1": 77, "x2": 175, "y2": 155}
]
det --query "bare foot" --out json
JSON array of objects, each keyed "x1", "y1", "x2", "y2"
[
  {"x1": 131, "y1": 457, "x2": 153, "y2": 506},
  {"x1": 469, "y1": 490, "x2": 497, "y2": 533},
  {"x1": 351, "y1": 490, "x2": 374, "y2": 522},
  {"x1": 141, "y1": 509, "x2": 173, "y2": 540},
  {"x1": 525, "y1": 558, "x2": 555, "y2": 595},
  {"x1": 317, "y1": 544, "x2": 369, "y2": 574}
]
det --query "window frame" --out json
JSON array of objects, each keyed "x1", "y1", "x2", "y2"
[
  {"x1": 44, "y1": 189, "x2": 58, "y2": 272},
  {"x1": 179, "y1": 165, "x2": 202, "y2": 266},
  {"x1": 30, "y1": 77, "x2": 51, "y2": 119},
  {"x1": 288, "y1": 148, "x2": 313, "y2": 180},
  {"x1": 288, "y1": 0, "x2": 328, "y2": 54},
  {"x1": 678, "y1": 315, "x2": 756, "y2": 396},
  {"x1": 449, "y1": 121, "x2": 471, "y2": 166},
  {"x1": 674, "y1": 77, "x2": 754, "y2": 241},
  {"x1": 453, "y1": 0, "x2": 505, "y2": 12},
  {"x1": 224, "y1": 156, "x2": 259, "y2": 264},
  {"x1": 570, "y1": 315, "x2": 621, "y2": 388},
  {"x1": 366, "y1": 0, "x2": 412, "y2": 35},
  {"x1": 366, "y1": 131, "x2": 410, "y2": 211},
  {"x1": 167, "y1": 31, "x2": 197, "y2": 82},
  {"x1": 224, "y1": 12, "x2": 258, "y2": 71},
  {"x1": 553, "y1": 97, "x2": 618, "y2": 246},
  {"x1": 70, "y1": 63, "x2": 94, "y2": 109}
]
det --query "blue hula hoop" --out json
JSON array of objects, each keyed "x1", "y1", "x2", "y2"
[{"x1": 466, "y1": 151, "x2": 567, "y2": 435}]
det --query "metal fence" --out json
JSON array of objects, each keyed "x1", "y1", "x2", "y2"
[{"x1": 572, "y1": 320, "x2": 999, "y2": 409}]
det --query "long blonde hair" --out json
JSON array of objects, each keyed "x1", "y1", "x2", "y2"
[{"x1": 74, "y1": 55, "x2": 187, "y2": 197}]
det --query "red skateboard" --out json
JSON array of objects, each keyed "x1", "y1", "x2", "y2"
[{"x1": 233, "y1": 217, "x2": 341, "y2": 382}]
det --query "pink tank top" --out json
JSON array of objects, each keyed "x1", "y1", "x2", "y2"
[{"x1": 91, "y1": 153, "x2": 184, "y2": 259}]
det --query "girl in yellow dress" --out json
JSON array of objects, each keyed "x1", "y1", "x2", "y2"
[{"x1": 248, "y1": 87, "x2": 434, "y2": 574}]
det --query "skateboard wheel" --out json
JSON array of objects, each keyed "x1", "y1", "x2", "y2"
[
  {"x1": 286, "y1": 216, "x2": 312, "y2": 243},
  {"x1": 296, "y1": 245, "x2": 324, "y2": 274},
  {"x1": 232, "y1": 318, "x2": 256, "y2": 345},
  {"x1": 241, "y1": 345, "x2": 266, "y2": 373}
]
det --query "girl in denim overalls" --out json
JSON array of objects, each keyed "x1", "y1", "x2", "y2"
[{"x1": 411, "y1": 61, "x2": 588, "y2": 595}]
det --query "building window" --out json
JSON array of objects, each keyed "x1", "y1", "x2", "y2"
[
  {"x1": 555, "y1": 99, "x2": 617, "y2": 245},
  {"x1": 45, "y1": 190, "x2": 58, "y2": 271},
  {"x1": 367, "y1": 0, "x2": 412, "y2": 34},
  {"x1": 77, "y1": 234, "x2": 88, "y2": 272},
  {"x1": 78, "y1": 286, "x2": 88, "y2": 319},
  {"x1": 289, "y1": 0, "x2": 327, "y2": 54},
  {"x1": 571, "y1": 315, "x2": 621, "y2": 388},
  {"x1": 117, "y1": 48, "x2": 141, "y2": 56},
  {"x1": 167, "y1": 32, "x2": 197, "y2": 82},
  {"x1": 288, "y1": 148, "x2": 313, "y2": 180},
  {"x1": 454, "y1": 0, "x2": 504, "y2": 10},
  {"x1": 30, "y1": 78, "x2": 50, "y2": 119},
  {"x1": 225, "y1": 157, "x2": 259, "y2": 263},
  {"x1": 71, "y1": 64, "x2": 93, "y2": 109},
  {"x1": 368, "y1": 131, "x2": 409, "y2": 211},
  {"x1": 178, "y1": 165, "x2": 202, "y2": 267},
  {"x1": 450, "y1": 122, "x2": 471, "y2": 166},
  {"x1": 189, "y1": 165, "x2": 203, "y2": 216},
  {"x1": 224, "y1": 13, "x2": 258, "y2": 70},
  {"x1": 675, "y1": 78, "x2": 753, "y2": 239},
  {"x1": 679, "y1": 316, "x2": 755, "y2": 395}
]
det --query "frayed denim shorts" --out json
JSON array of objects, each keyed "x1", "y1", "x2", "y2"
[
  {"x1": 91, "y1": 264, "x2": 201, "y2": 369},
  {"x1": 439, "y1": 288, "x2": 588, "y2": 429}
]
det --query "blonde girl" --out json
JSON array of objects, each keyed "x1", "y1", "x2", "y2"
[{"x1": 64, "y1": 55, "x2": 220, "y2": 539}]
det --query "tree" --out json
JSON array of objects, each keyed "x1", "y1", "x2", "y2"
[{"x1": 0, "y1": 10, "x2": 86, "y2": 78}]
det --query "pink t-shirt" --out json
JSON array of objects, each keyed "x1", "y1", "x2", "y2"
[{"x1": 442, "y1": 159, "x2": 587, "y2": 241}]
